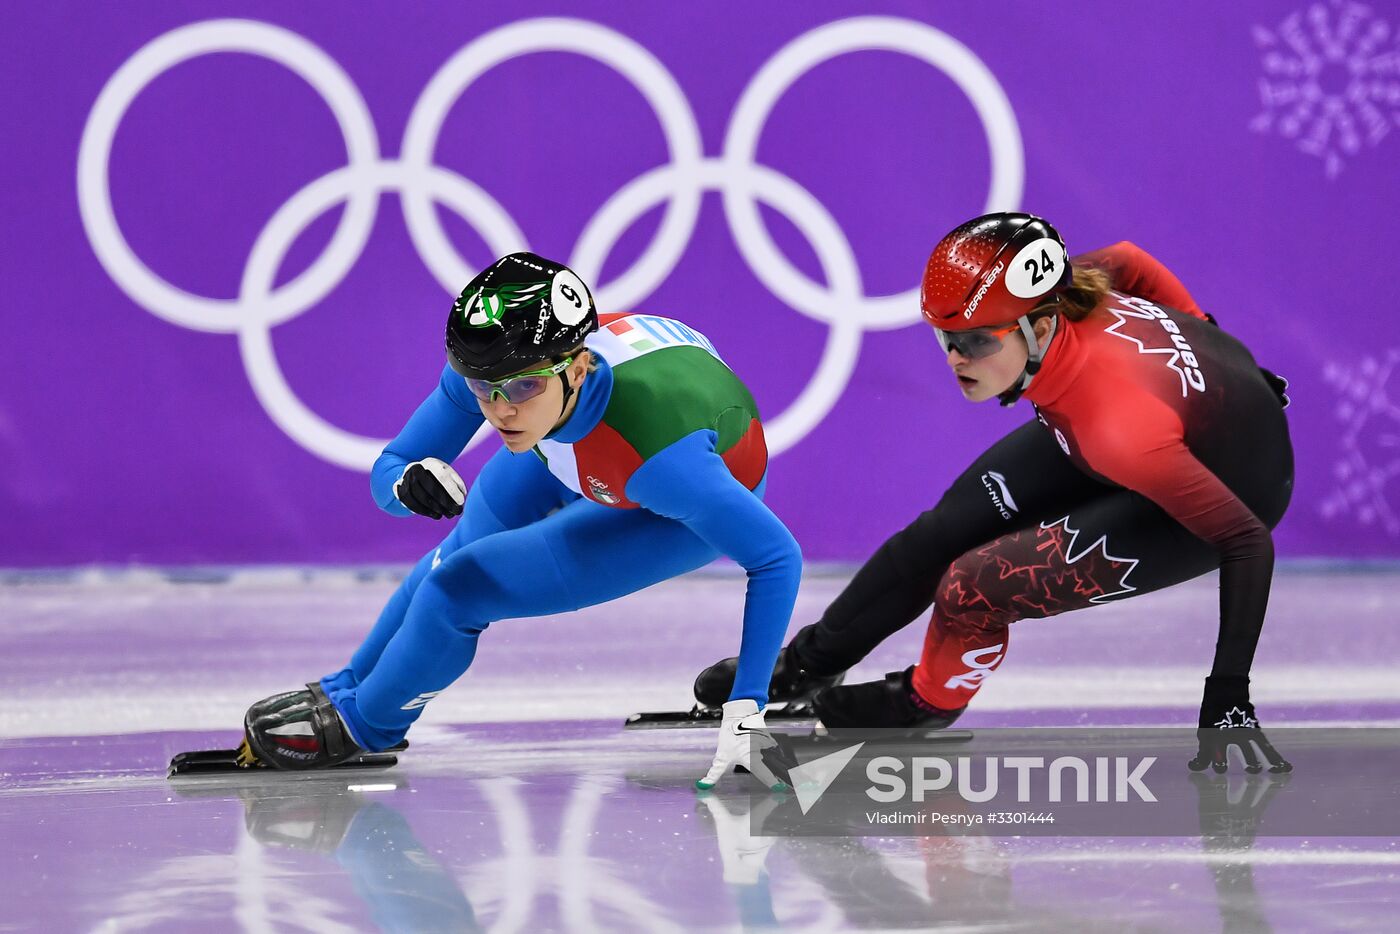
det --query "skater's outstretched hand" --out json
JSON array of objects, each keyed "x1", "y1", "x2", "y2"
[
  {"x1": 394, "y1": 458, "x2": 466, "y2": 519},
  {"x1": 1189, "y1": 675, "x2": 1292, "y2": 774},
  {"x1": 697, "y1": 700, "x2": 791, "y2": 792}
]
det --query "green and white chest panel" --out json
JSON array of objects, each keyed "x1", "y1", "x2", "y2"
[
  {"x1": 534, "y1": 313, "x2": 723, "y2": 499},
  {"x1": 535, "y1": 437, "x2": 585, "y2": 496}
]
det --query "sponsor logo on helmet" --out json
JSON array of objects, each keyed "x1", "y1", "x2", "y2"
[
  {"x1": 533, "y1": 303, "x2": 552, "y2": 343},
  {"x1": 980, "y1": 470, "x2": 1018, "y2": 520},
  {"x1": 459, "y1": 282, "x2": 548, "y2": 328},
  {"x1": 964, "y1": 261, "x2": 1004, "y2": 319},
  {"x1": 586, "y1": 475, "x2": 619, "y2": 504}
]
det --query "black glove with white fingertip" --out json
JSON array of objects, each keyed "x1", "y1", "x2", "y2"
[
  {"x1": 393, "y1": 457, "x2": 466, "y2": 519},
  {"x1": 1189, "y1": 675, "x2": 1292, "y2": 774}
]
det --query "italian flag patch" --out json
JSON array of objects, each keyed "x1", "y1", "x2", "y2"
[{"x1": 603, "y1": 314, "x2": 718, "y2": 356}]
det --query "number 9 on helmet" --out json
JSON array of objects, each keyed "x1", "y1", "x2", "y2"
[{"x1": 445, "y1": 252, "x2": 599, "y2": 381}]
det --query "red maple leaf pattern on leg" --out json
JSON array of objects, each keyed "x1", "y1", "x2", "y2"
[{"x1": 938, "y1": 516, "x2": 1140, "y2": 633}]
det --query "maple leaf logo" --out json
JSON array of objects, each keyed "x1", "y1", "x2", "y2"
[
  {"x1": 1213, "y1": 706, "x2": 1259, "y2": 729},
  {"x1": 1034, "y1": 517, "x2": 1140, "y2": 605},
  {"x1": 935, "y1": 518, "x2": 1140, "y2": 633}
]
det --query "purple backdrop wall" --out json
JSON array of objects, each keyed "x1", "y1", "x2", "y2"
[{"x1": 3, "y1": 1, "x2": 1397, "y2": 566}]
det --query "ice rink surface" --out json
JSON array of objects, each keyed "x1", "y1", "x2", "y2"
[{"x1": 3, "y1": 565, "x2": 1398, "y2": 932}]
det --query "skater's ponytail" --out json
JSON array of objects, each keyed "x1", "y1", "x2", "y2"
[{"x1": 1030, "y1": 263, "x2": 1113, "y2": 324}]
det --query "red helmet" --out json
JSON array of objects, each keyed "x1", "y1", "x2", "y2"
[{"x1": 920, "y1": 213, "x2": 1071, "y2": 330}]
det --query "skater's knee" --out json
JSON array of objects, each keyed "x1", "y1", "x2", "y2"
[
  {"x1": 932, "y1": 553, "x2": 1018, "y2": 638},
  {"x1": 415, "y1": 550, "x2": 510, "y2": 634}
]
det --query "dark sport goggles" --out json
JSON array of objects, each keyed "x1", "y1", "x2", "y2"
[
  {"x1": 934, "y1": 322, "x2": 1021, "y2": 361},
  {"x1": 465, "y1": 357, "x2": 572, "y2": 404}
]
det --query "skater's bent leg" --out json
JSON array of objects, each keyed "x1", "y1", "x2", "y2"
[
  {"x1": 323, "y1": 448, "x2": 577, "y2": 692},
  {"x1": 794, "y1": 422, "x2": 1106, "y2": 674},
  {"x1": 335, "y1": 500, "x2": 720, "y2": 749},
  {"x1": 912, "y1": 610, "x2": 1010, "y2": 711},
  {"x1": 325, "y1": 531, "x2": 469, "y2": 693},
  {"x1": 910, "y1": 491, "x2": 1221, "y2": 710},
  {"x1": 791, "y1": 535, "x2": 939, "y2": 674},
  {"x1": 335, "y1": 524, "x2": 573, "y2": 749}
]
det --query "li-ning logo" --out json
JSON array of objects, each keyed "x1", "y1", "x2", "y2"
[
  {"x1": 964, "y1": 261, "x2": 1004, "y2": 318},
  {"x1": 586, "y1": 475, "x2": 619, "y2": 505},
  {"x1": 1102, "y1": 294, "x2": 1207, "y2": 396},
  {"x1": 943, "y1": 643, "x2": 1005, "y2": 690},
  {"x1": 980, "y1": 470, "x2": 1018, "y2": 520}
]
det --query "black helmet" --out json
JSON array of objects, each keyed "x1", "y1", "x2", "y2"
[{"x1": 445, "y1": 252, "x2": 597, "y2": 380}]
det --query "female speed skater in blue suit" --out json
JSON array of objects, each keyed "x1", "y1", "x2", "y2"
[{"x1": 237, "y1": 252, "x2": 801, "y2": 789}]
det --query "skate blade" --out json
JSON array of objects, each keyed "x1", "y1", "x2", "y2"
[
  {"x1": 623, "y1": 703, "x2": 821, "y2": 730},
  {"x1": 168, "y1": 744, "x2": 404, "y2": 778}
]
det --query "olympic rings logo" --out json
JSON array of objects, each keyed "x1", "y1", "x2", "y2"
[{"x1": 78, "y1": 16, "x2": 1022, "y2": 469}]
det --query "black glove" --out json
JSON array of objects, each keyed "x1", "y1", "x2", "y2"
[
  {"x1": 393, "y1": 457, "x2": 465, "y2": 519},
  {"x1": 1259, "y1": 368, "x2": 1290, "y2": 408},
  {"x1": 1189, "y1": 675, "x2": 1292, "y2": 774}
]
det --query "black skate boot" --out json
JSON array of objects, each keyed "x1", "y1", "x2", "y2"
[
  {"x1": 812, "y1": 666, "x2": 965, "y2": 733},
  {"x1": 242, "y1": 682, "x2": 365, "y2": 771},
  {"x1": 694, "y1": 631, "x2": 846, "y2": 710}
]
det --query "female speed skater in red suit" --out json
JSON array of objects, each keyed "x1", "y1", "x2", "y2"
[{"x1": 694, "y1": 213, "x2": 1293, "y2": 773}]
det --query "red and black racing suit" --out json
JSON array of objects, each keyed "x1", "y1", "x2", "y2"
[{"x1": 792, "y1": 242, "x2": 1293, "y2": 715}]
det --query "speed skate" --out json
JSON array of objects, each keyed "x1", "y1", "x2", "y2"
[
  {"x1": 624, "y1": 700, "x2": 977, "y2": 746},
  {"x1": 168, "y1": 740, "x2": 403, "y2": 777},
  {"x1": 625, "y1": 698, "x2": 824, "y2": 730}
]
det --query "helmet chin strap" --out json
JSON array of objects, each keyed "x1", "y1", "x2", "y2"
[
  {"x1": 997, "y1": 314, "x2": 1058, "y2": 407},
  {"x1": 558, "y1": 369, "x2": 574, "y2": 417}
]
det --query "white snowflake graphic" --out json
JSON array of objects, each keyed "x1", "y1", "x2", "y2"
[
  {"x1": 1250, "y1": 0, "x2": 1400, "y2": 177},
  {"x1": 1320, "y1": 350, "x2": 1400, "y2": 536}
]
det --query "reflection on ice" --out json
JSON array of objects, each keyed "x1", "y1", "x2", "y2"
[{"x1": 3, "y1": 725, "x2": 1399, "y2": 932}]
